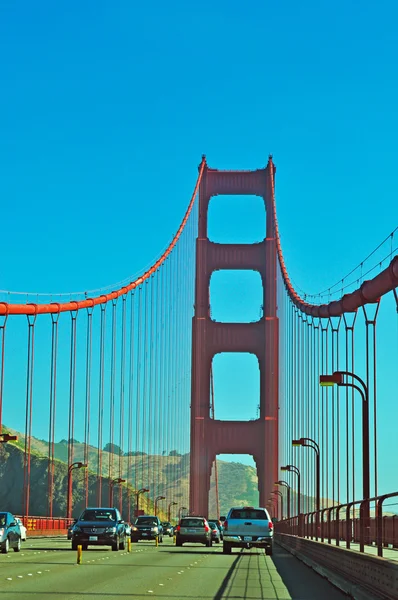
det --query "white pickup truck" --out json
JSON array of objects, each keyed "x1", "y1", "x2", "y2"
[{"x1": 221, "y1": 506, "x2": 274, "y2": 555}]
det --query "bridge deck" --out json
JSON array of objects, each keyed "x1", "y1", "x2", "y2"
[{"x1": 0, "y1": 537, "x2": 348, "y2": 599}]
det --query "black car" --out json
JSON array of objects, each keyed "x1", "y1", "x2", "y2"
[
  {"x1": 161, "y1": 521, "x2": 173, "y2": 537},
  {"x1": 0, "y1": 511, "x2": 22, "y2": 553},
  {"x1": 71, "y1": 507, "x2": 126, "y2": 551},
  {"x1": 131, "y1": 515, "x2": 163, "y2": 542}
]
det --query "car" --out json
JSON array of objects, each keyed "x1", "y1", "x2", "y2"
[
  {"x1": 131, "y1": 515, "x2": 163, "y2": 542},
  {"x1": 175, "y1": 517, "x2": 212, "y2": 547},
  {"x1": 208, "y1": 518, "x2": 223, "y2": 540},
  {"x1": 67, "y1": 520, "x2": 76, "y2": 540},
  {"x1": 221, "y1": 506, "x2": 274, "y2": 555},
  {"x1": 15, "y1": 517, "x2": 27, "y2": 541},
  {"x1": 208, "y1": 521, "x2": 221, "y2": 543},
  {"x1": 161, "y1": 521, "x2": 173, "y2": 537},
  {"x1": 0, "y1": 512, "x2": 22, "y2": 553},
  {"x1": 71, "y1": 507, "x2": 126, "y2": 551}
]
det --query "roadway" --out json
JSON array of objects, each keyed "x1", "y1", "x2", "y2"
[{"x1": 0, "y1": 536, "x2": 349, "y2": 599}]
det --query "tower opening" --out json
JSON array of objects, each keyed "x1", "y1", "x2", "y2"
[
  {"x1": 210, "y1": 269, "x2": 263, "y2": 323},
  {"x1": 207, "y1": 195, "x2": 265, "y2": 243}
]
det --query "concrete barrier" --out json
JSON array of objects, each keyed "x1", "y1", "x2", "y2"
[{"x1": 276, "y1": 533, "x2": 398, "y2": 600}]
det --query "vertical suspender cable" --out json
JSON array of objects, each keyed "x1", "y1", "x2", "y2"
[
  {"x1": 119, "y1": 295, "x2": 127, "y2": 513},
  {"x1": 127, "y1": 291, "x2": 135, "y2": 522},
  {"x1": 68, "y1": 310, "x2": 78, "y2": 494},
  {"x1": 97, "y1": 303, "x2": 107, "y2": 505},
  {"x1": 135, "y1": 286, "x2": 142, "y2": 492},
  {"x1": 48, "y1": 311, "x2": 59, "y2": 517},
  {"x1": 24, "y1": 313, "x2": 36, "y2": 520},
  {"x1": 84, "y1": 307, "x2": 93, "y2": 507},
  {"x1": 0, "y1": 314, "x2": 6, "y2": 436},
  {"x1": 109, "y1": 299, "x2": 118, "y2": 483}
]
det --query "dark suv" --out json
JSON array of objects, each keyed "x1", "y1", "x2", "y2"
[
  {"x1": 71, "y1": 507, "x2": 126, "y2": 551},
  {"x1": 131, "y1": 515, "x2": 163, "y2": 542}
]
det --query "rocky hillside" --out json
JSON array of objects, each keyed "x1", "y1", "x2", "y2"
[{"x1": 0, "y1": 426, "x2": 319, "y2": 519}]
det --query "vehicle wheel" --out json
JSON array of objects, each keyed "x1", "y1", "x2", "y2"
[
  {"x1": 1, "y1": 538, "x2": 9, "y2": 554},
  {"x1": 223, "y1": 542, "x2": 231, "y2": 554},
  {"x1": 215, "y1": 538, "x2": 220, "y2": 544},
  {"x1": 119, "y1": 537, "x2": 126, "y2": 550},
  {"x1": 206, "y1": 539, "x2": 212, "y2": 547},
  {"x1": 13, "y1": 538, "x2": 21, "y2": 553},
  {"x1": 82, "y1": 544, "x2": 88, "y2": 551},
  {"x1": 265, "y1": 546, "x2": 273, "y2": 556},
  {"x1": 71, "y1": 541, "x2": 78, "y2": 551},
  {"x1": 112, "y1": 542, "x2": 119, "y2": 551},
  {"x1": 159, "y1": 535, "x2": 163, "y2": 543},
  {"x1": 175, "y1": 540, "x2": 182, "y2": 547}
]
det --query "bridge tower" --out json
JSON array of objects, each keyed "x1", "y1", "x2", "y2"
[{"x1": 189, "y1": 156, "x2": 279, "y2": 516}]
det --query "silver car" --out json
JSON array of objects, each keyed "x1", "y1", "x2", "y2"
[{"x1": 175, "y1": 517, "x2": 212, "y2": 547}]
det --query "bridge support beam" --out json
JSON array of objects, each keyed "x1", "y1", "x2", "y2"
[{"x1": 189, "y1": 157, "x2": 279, "y2": 516}]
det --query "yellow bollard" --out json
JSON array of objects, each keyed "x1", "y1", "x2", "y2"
[
  {"x1": 127, "y1": 538, "x2": 131, "y2": 553},
  {"x1": 173, "y1": 535, "x2": 176, "y2": 545},
  {"x1": 155, "y1": 535, "x2": 159, "y2": 547},
  {"x1": 77, "y1": 544, "x2": 83, "y2": 564}
]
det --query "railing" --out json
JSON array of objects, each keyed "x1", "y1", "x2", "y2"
[
  {"x1": 16, "y1": 515, "x2": 74, "y2": 536},
  {"x1": 276, "y1": 492, "x2": 398, "y2": 558}
]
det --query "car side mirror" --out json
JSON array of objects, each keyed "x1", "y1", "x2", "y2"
[
  {"x1": 271, "y1": 517, "x2": 278, "y2": 524},
  {"x1": 73, "y1": 519, "x2": 78, "y2": 524},
  {"x1": 220, "y1": 516, "x2": 226, "y2": 522},
  {"x1": 118, "y1": 520, "x2": 124, "y2": 524}
]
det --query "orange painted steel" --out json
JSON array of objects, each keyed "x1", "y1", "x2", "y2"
[
  {"x1": 268, "y1": 159, "x2": 398, "y2": 316},
  {"x1": 0, "y1": 158, "x2": 206, "y2": 316}
]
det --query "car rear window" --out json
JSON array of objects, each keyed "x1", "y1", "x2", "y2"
[
  {"x1": 229, "y1": 509, "x2": 268, "y2": 520},
  {"x1": 136, "y1": 517, "x2": 157, "y2": 525},
  {"x1": 180, "y1": 518, "x2": 205, "y2": 527}
]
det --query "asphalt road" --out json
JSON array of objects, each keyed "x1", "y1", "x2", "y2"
[{"x1": 0, "y1": 536, "x2": 349, "y2": 599}]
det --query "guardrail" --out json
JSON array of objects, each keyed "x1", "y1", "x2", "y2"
[
  {"x1": 16, "y1": 515, "x2": 74, "y2": 537},
  {"x1": 276, "y1": 492, "x2": 398, "y2": 558}
]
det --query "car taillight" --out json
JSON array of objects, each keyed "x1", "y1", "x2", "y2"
[
  {"x1": 176, "y1": 525, "x2": 180, "y2": 532},
  {"x1": 223, "y1": 520, "x2": 228, "y2": 531},
  {"x1": 204, "y1": 525, "x2": 209, "y2": 532},
  {"x1": 268, "y1": 521, "x2": 273, "y2": 530}
]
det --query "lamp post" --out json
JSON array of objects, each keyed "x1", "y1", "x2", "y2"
[
  {"x1": 268, "y1": 495, "x2": 279, "y2": 520},
  {"x1": 67, "y1": 462, "x2": 87, "y2": 519},
  {"x1": 109, "y1": 477, "x2": 126, "y2": 506},
  {"x1": 319, "y1": 371, "x2": 369, "y2": 510},
  {"x1": 178, "y1": 506, "x2": 188, "y2": 520},
  {"x1": 320, "y1": 370, "x2": 370, "y2": 542},
  {"x1": 168, "y1": 501, "x2": 178, "y2": 522},
  {"x1": 281, "y1": 465, "x2": 301, "y2": 516},
  {"x1": 292, "y1": 438, "x2": 320, "y2": 515},
  {"x1": 154, "y1": 495, "x2": 166, "y2": 517},
  {"x1": 135, "y1": 488, "x2": 150, "y2": 517},
  {"x1": 0, "y1": 433, "x2": 17, "y2": 443},
  {"x1": 271, "y1": 490, "x2": 283, "y2": 520},
  {"x1": 275, "y1": 480, "x2": 291, "y2": 520}
]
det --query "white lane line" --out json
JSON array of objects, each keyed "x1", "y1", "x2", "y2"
[
  {"x1": 37, "y1": 571, "x2": 42, "y2": 574},
  {"x1": 17, "y1": 575, "x2": 23, "y2": 578},
  {"x1": 6, "y1": 577, "x2": 12, "y2": 581}
]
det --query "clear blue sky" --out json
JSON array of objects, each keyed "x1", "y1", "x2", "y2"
[{"x1": 1, "y1": 1, "x2": 397, "y2": 498}]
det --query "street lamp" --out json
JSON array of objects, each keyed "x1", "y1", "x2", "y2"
[
  {"x1": 109, "y1": 477, "x2": 126, "y2": 506},
  {"x1": 292, "y1": 438, "x2": 320, "y2": 515},
  {"x1": 168, "y1": 501, "x2": 178, "y2": 522},
  {"x1": 319, "y1": 371, "x2": 370, "y2": 510},
  {"x1": 271, "y1": 490, "x2": 283, "y2": 520},
  {"x1": 275, "y1": 480, "x2": 291, "y2": 520},
  {"x1": 281, "y1": 464, "x2": 301, "y2": 516},
  {"x1": 268, "y1": 495, "x2": 279, "y2": 520},
  {"x1": 67, "y1": 462, "x2": 87, "y2": 519},
  {"x1": 135, "y1": 488, "x2": 150, "y2": 517},
  {"x1": 154, "y1": 495, "x2": 166, "y2": 516},
  {"x1": 0, "y1": 433, "x2": 17, "y2": 443},
  {"x1": 178, "y1": 506, "x2": 188, "y2": 520}
]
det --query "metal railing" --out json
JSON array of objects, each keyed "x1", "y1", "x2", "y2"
[{"x1": 276, "y1": 492, "x2": 398, "y2": 558}]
